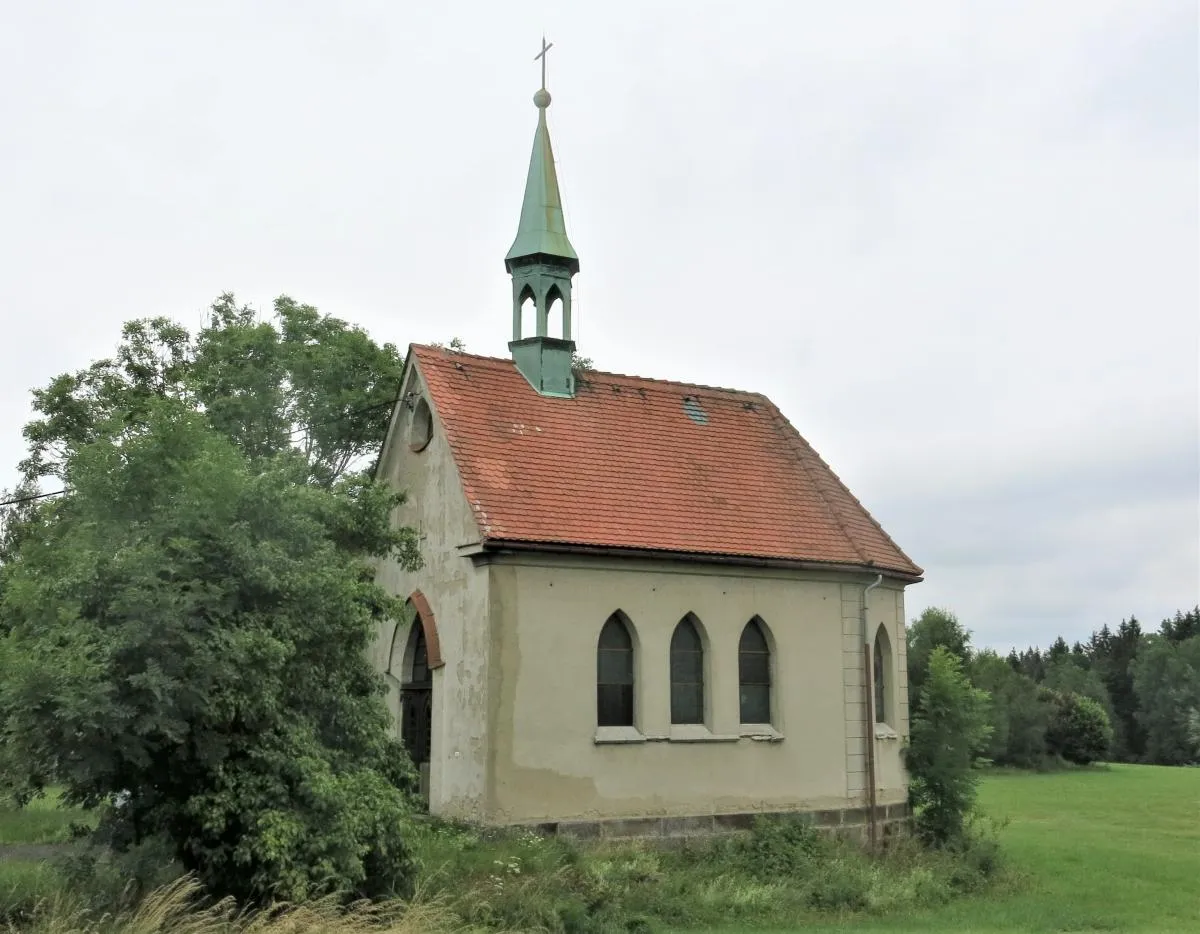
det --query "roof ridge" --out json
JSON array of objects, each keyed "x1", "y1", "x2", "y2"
[{"x1": 411, "y1": 344, "x2": 765, "y2": 398}]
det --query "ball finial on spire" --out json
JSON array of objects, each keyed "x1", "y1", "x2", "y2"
[{"x1": 533, "y1": 87, "x2": 552, "y2": 109}]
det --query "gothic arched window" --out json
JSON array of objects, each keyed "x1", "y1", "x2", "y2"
[
  {"x1": 597, "y1": 613, "x2": 635, "y2": 727},
  {"x1": 670, "y1": 615, "x2": 705, "y2": 725},
  {"x1": 739, "y1": 618, "x2": 772, "y2": 724},
  {"x1": 874, "y1": 626, "x2": 891, "y2": 725}
]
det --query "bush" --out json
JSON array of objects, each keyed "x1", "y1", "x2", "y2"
[
  {"x1": 1045, "y1": 691, "x2": 1113, "y2": 764},
  {"x1": 56, "y1": 835, "x2": 185, "y2": 914},
  {"x1": 906, "y1": 647, "x2": 993, "y2": 845},
  {"x1": 0, "y1": 404, "x2": 422, "y2": 902},
  {"x1": 721, "y1": 814, "x2": 824, "y2": 878}
]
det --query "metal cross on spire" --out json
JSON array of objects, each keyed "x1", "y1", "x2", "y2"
[{"x1": 535, "y1": 35, "x2": 553, "y2": 90}]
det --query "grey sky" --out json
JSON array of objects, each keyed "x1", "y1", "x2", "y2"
[{"x1": 1, "y1": 0, "x2": 1196, "y2": 651}]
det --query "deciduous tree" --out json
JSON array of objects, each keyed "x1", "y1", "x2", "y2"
[
  {"x1": 1132, "y1": 635, "x2": 1200, "y2": 766},
  {"x1": 20, "y1": 294, "x2": 404, "y2": 488},
  {"x1": 906, "y1": 647, "x2": 992, "y2": 846},
  {"x1": 906, "y1": 607, "x2": 972, "y2": 716},
  {"x1": 1, "y1": 398, "x2": 420, "y2": 900}
]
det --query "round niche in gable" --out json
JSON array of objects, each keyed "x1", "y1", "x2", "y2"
[{"x1": 409, "y1": 397, "x2": 433, "y2": 452}]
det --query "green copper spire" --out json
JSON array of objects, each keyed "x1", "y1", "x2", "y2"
[
  {"x1": 507, "y1": 37, "x2": 579, "y2": 399},
  {"x1": 505, "y1": 42, "x2": 579, "y2": 270}
]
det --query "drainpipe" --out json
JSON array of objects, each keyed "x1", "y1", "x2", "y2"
[{"x1": 862, "y1": 573, "x2": 883, "y2": 852}]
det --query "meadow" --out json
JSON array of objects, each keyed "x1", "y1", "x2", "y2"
[
  {"x1": 1, "y1": 765, "x2": 1197, "y2": 933},
  {"x1": 687, "y1": 764, "x2": 1200, "y2": 934}
]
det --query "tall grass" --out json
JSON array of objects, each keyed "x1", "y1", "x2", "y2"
[
  {"x1": 0, "y1": 791, "x2": 94, "y2": 846},
  {"x1": 2, "y1": 816, "x2": 1003, "y2": 934},
  {"x1": 3, "y1": 813, "x2": 1004, "y2": 933},
  {"x1": 401, "y1": 814, "x2": 1003, "y2": 932},
  {"x1": 8, "y1": 875, "x2": 477, "y2": 934}
]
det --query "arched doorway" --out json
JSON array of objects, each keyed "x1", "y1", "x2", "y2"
[{"x1": 400, "y1": 621, "x2": 433, "y2": 798}]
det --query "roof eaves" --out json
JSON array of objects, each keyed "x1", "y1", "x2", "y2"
[{"x1": 477, "y1": 536, "x2": 924, "y2": 583}]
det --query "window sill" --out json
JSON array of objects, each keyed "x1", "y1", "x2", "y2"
[
  {"x1": 874, "y1": 724, "x2": 899, "y2": 741},
  {"x1": 668, "y1": 724, "x2": 740, "y2": 743},
  {"x1": 739, "y1": 724, "x2": 784, "y2": 742},
  {"x1": 594, "y1": 726, "x2": 646, "y2": 745}
]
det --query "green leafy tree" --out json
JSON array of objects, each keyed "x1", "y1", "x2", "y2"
[
  {"x1": 906, "y1": 647, "x2": 992, "y2": 846},
  {"x1": 20, "y1": 294, "x2": 404, "y2": 488},
  {"x1": 1132, "y1": 635, "x2": 1200, "y2": 766},
  {"x1": 969, "y1": 651, "x2": 1051, "y2": 768},
  {"x1": 1042, "y1": 657, "x2": 1114, "y2": 725},
  {"x1": 1044, "y1": 692, "x2": 1112, "y2": 764},
  {"x1": 0, "y1": 483, "x2": 47, "y2": 568},
  {"x1": 0, "y1": 400, "x2": 421, "y2": 900},
  {"x1": 906, "y1": 607, "x2": 972, "y2": 716}
]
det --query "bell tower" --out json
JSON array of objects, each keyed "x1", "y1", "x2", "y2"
[{"x1": 506, "y1": 38, "x2": 580, "y2": 398}]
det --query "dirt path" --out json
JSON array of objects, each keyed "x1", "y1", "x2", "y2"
[{"x1": 0, "y1": 843, "x2": 69, "y2": 861}]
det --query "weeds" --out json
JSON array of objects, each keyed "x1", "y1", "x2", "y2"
[
  {"x1": 3, "y1": 814, "x2": 1006, "y2": 933},
  {"x1": 400, "y1": 813, "x2": 1005, "y2": 932},
  {"x1": 7, "y1": 875, "x2": 473, "y2": 934}
]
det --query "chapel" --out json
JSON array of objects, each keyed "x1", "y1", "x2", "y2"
[{"x1": 372, "y1": 57, "x2": 922, "y2": 842}]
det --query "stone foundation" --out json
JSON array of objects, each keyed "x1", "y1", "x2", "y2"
[{"x1": 524, "y1": 802, "x2": 911, "y2": 844}]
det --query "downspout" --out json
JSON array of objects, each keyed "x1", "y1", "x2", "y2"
[{"x1": 862, "y1": 573, "x2": 883, "y2": 852}]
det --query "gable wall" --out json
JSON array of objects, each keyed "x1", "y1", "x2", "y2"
[
  {"x1": 372, "y1": 363, "x2": 492, "y2": 820},
  {"x1": 485, "y1": 554, "x2": 910, "y2": 824}
]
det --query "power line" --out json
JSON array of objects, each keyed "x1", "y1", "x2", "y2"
[
  {"x1": 0, "y1": 396, "x2": 402, "y2": 510},
  {"x1": 0, "y1": 488, "x2": 66, "y2": 508}
]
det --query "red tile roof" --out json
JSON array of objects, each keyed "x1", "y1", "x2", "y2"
[{"x1": 409, "y1": 345, "x2": 921, "y2": 579}]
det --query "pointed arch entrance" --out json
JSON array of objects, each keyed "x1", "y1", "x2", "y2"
[
  {"x1": 401, "y1": 623, "x2": 433, "y2": 768},
  {"x1": 388, "y1": 590, "x2": 444, "y2": 801}
]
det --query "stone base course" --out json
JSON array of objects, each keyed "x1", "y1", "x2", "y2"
[{"x1": 523, "y1": 802, "x2": 911, "y2": 844}]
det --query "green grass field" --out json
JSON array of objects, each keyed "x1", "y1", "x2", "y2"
[
  {"x1": 681, "y1": 764, "x2": 1200, "y2": 934},
  {"x1": 3, "y1": 766, "x2": 1198, "y2": 932},
  {"x1": 0, "y1": 789, "x2": 91, "y2": 845}
]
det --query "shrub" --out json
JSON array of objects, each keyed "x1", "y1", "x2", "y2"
[
  {"x1": 724, "y1": 814, "x2": 825, "y2": 878},
  {"x1": 1045, "y1": 691, "x2": 1113, "y2": 764},
  {"x1": 56, "y1": 835, "x2": 185, "y2": 914},
  {"x1": 906, "y1": 647, "x2": 993, "y2": 845}
]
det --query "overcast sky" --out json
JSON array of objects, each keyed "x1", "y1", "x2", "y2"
[{"x1": 1, "y1": 1, "x2": 1196, "y2": 651}]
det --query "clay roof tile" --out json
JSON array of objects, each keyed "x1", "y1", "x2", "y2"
[{"x1": 409, "y1": 345, "x2": 921, "y2": 579}]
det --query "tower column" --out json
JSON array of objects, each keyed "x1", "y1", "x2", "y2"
[{"x1": 536, "y1": 292, "x2": 549, "y2": 338}]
